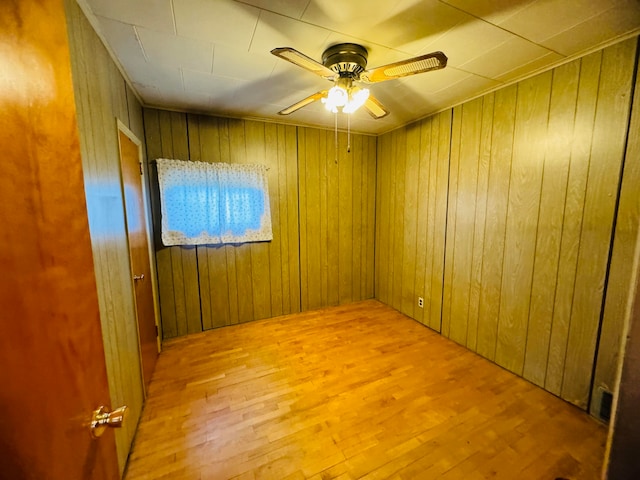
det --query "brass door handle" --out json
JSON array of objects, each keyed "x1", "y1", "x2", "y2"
[
  {"x1": 133, "y1": 274, "x2": 145, "y2": 282},
  {"x1": 90, "y1": 405, "x2": 127, "y2": 439}
]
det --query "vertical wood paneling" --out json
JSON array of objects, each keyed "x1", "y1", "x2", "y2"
[
  {"x1": 383, "y1": 38, "x2": 636, "y2": 412},
  {"x1": 561, "y1": 39, "x2": 636, "y2": 408},
  {"x1": 445, "y1": 99, "x2": 483, "y2": 346},
  {"x1": 442, "y1": 109, "x2": 461, "y2": 338},
  {"x1": 375, "y1": 134, "x2": 392, "y2": 304},
  {"x1": 375, "y1": 112, "x2": 452, "y2": 330},
  {"x1": 413, "y1": 120, "x2": 431, "y2": 325},
  {"x1": 387, "y1": 132, "x2": 398, "y2": 306},
  {"x1": 193, "y1": 116, "x2": 230, "y2": 329},
  {"x1": 591, "y1": 55, "x2": 640, "y2": 417},
  {"x1": 300, "y1": 128, "x2": 320, "y2": 310},
  {"x1": 365, "y1": 136, "x2": 377, "y2": 300},
  {"x1": 218, "y1": 120, "x2": 241, "y2": 326},
  {"x1": 467, "y1": 96, "x2": 494, "y2": 351},
  {"x1": 476, "y1": 86, "x2": 517, "y2": 362},
  {"x1": 65, "y1": 1, "x2": 145, "y2": 473},
  {"x1": 187, "y1": 115, "x2": 210, "y2": 330},
  {"x1": 155, "y1": 110, "x2": 204, "y2": 337},
  {"x1": 352, "y1": 135, "x2": 363, "y2": 303},
  {"x1": 297, "y1": 128, "x2": 377, "y2": 311},
  {"x1": 266, "y1": 124, "x2": 284, "y2": 318},
  {"x1": 392, "y1": 129, "x2": 407, "y2": 310},
  {"x1": 401, "y1": 123, "x2": 421, "y2": 318},
  {"x1": 146, "y1": 112, "x2": 376, "y2": 337},
  {"x1": 327, "y1": 132, "x2": 339, "y2": 307},
  {"x1": 228, "y1": 120, "x2": 255, "y2": 324},
  {"x1": 170, "y1": 112, "x2": 201, "y2": 336},
  {"x1": 429, "y1": 112, "x2": 451, "y2": 332},
  {"x1": 339, "y1": 134, "x2": 354, "y2": 304},
  {"x1": 544, "y1": 52, "x2": 602, "y2": 396},
  {"x1": 245, "y1": 121, "x2": 271, "y2": 321},
  {"x1": 155, "y1": 110, "x2": 180, "y2": 337},
  {"x1": 495, "y1": 72, "x2": 552, "y2": 375},
  {"x1": 523, "y1": 62, "x2": 580, "y2": 387},
  {"x1": 285, "y1": 125, "x2": 302, "y2": 313},
  {"x1": 145, "y1": 113, "x2": 302, "y2": 333}
]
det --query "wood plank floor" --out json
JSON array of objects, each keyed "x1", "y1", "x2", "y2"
[{"x1": 124, "y1": 300, "x2": 607, "y2": 480}]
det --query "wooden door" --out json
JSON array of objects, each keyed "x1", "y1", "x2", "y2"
[
  {"x1": 118, "y1": 126, "x2": 159, "y2": 390},
  {"x1": 0, "y1": 0, "x2": 119, "y2": 478}
]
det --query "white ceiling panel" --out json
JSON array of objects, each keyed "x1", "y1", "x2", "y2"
[
  {"x1": 93, "y1": 16, "x2": 146, "y2": 71},
  {"x1": 249, "y1": 10, "x2": 332, "y2": 58},
  {"x1": 137, "y1": 27, "x2": 214, "y2": 73},
  {"x1": 441, "y1": 0, "x2": 537, "y2": 26},
  {"x1": 78, "y1": 0, "x2": 640, "y2": 135},
  {"x1": 213, "y1": 44, "x2": 277, "y2": 80},
  {"x1": 498, "y1": 0, "x2": 618, "y2": 44},
  {"x1": 301, "y1": 0, "x2": 403, "y2": 38},
  {"x1": 86, "y1": 0, "x2": 175, "y2": 34},
  {"x1": 431, "y1": 74, "x2": 509, "y2": 108},
  {"x1": 459, "y1": 36, "x2": 556, "y2": 80},
  {"x1": 173, "y1": 0, "x2": 260, "y2": 48},
  {"x1": 541, "y1": 1, "x2": 640, "y2": 55},
  {"x1": 133, "y1": 83, "x2": 164, "y2": 106},
  {"x1": 417, "y1": 18, "x2": 514, "y2": 67},
  {"x1": 269, "y1": 59, "x2": 330, "y2": 89},
  {"x1": 182, "y1": 69, "x2": 243, "y2": 97},
  {"x1": 496, "y1": 51, "x2": 564, "y2": 82},
  {"x1": 380, "y1": 0, "x2": 472, "y2": 54},
  {"x1": 388, "y1": 67, "x2": 472, "y2": 97},
  {"x1": 240, "y1": 0, "x2": 310, "y2": 19},
  {"x1": 126, "y1": 62, "x2": 183, "y2": 94}
]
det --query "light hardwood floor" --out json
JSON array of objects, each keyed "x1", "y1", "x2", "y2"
[{"x1": 125, "y1": 300, "x2": 606, "y2": 479}]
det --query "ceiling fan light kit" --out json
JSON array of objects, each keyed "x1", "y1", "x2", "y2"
[
  {"x1": 271, "y1": 43, "x2": 447, "y2": 119},
  {"x1": 321, "y1": 77, "x2": 370, "y2": 114}
]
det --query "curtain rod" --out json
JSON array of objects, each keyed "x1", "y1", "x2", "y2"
[{"x1": 148, "y1": 159, "x2": 269, "y2": 170}]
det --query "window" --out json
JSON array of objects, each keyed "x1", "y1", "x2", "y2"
[{"x1": 156, "y1": 159, "x2": 272, "y2": 246}]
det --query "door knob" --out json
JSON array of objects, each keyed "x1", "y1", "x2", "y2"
[
  {"x1": 133, "y1": 274, "x2": 145, "y2": 281},
  {"x1": 90, "y1": 405, "x2": 127, "y2": 439}
]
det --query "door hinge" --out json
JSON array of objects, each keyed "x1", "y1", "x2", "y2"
[
  {"x1": 155, "y1": 325, "x2": 159, "y2": 337},
  {"x1": 139, "y1": 162, "x2": 143, "y2": 175}
]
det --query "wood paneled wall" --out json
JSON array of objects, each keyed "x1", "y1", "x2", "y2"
[
  {"x1": 65, "y1": 0, "x2": 145, "y2": 472},
  {"x1": 592, "y1": 51, "x2": 640, "y2": 417},
  {"x1": 376, "y1": 38, "x2": 638, "y2": 412},
  {"x1": 375, "y1": 111, "x2": 452, "y2": 331},
  {"x1": 443, "y1": 39, "x2": 636, "y2": 409},
  {"x1": 298, "y1": 128, "x2": 377, "y2": 311},
  {"x1": 143, "y1": 112, "x2": 377, "y2": 339}
]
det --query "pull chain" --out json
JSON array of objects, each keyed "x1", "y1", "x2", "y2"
[
  {"x1": 347, "y1": 114, "x2": 351, "y2": 153},
  {"x1": 334, "y1": 112, "x2": 339, "y2": 164}
]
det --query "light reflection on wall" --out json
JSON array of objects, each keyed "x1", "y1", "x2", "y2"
[{"x1": 84, "y1": 182, "x2": 127, "y2": 241}]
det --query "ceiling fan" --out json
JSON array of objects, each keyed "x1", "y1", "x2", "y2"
[{"x1": 271, "y1": 43, "x2": 447, "y2": 119}]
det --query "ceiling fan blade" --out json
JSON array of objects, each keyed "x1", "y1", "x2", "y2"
[
  {"x1": 278, "y1": 91, "x2": 327, "y2": 115},
  {"x1": 360, "y1": 51, "x2": 447, "y2": 83},
  {"x1": 363, "y1": 95, "x2": 389, "y2": 119},
  {"x1": 271, "y1": 47, "x2": 336, "y2": 80}
]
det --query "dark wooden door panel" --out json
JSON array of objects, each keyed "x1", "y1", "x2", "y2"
[{"x1": 119, "y1": 129, "x2": 159, "y2": 390}]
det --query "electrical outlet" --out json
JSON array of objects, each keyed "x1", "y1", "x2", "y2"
[{"x1": 418, "y1": 297, "x2": 424, "y2": 308}]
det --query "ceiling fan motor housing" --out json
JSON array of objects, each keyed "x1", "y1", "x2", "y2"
[{"x1": 322, "y1": 43, "x2": 368, "y2": 78}]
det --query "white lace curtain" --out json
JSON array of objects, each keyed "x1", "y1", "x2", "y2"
[{"x1": 156, "y1": 159, "x2": 272, "y2": 246}]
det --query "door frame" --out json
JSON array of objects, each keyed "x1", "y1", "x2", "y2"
[{"x1": 117, "y1": 119, "x2": 162, "y2": 357}]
